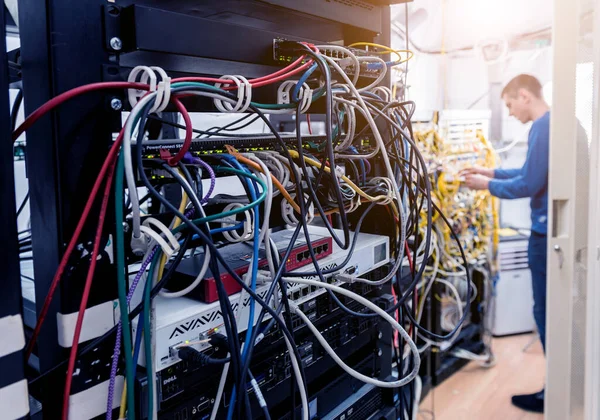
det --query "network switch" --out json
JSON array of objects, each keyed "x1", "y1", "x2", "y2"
[{"x1": 132, "y1": 226, "x2": 389, "y2": 372}]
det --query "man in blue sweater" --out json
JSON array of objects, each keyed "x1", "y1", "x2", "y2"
[{"x1": 462, "y1": 74, "x2": 550, "y2": 413}]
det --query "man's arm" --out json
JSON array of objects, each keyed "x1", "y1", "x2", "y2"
[
  {"x1": 488, "y1": 121, "x2": 549, "y2": 199},
  {"x1": 493, "y1": 168, "x2": 521, "y2": 179}
]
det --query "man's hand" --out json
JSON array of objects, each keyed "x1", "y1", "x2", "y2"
[
  {"x1": 464, "y1": 174, "x2": 491, "y2": 190},
  {"x1": 459, "y1": 166, "x2": 494, "y2": 178}
]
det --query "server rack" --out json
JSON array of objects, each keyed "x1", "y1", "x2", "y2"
[{"x1": 17, "y1": 0, "x2": 409, "y2": 417}]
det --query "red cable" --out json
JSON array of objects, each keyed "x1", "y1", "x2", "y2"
[
  {"x1": 21, "y1": 47, "x2": 323, "y2": 355},
  {"x1": 62, "y1": 153, "x2": 117, "y2": 419},
  {"x1": 24, "y1": 131, "x2": 125, "y2": 359},
  {"x1": 14, "y1": 46, "x2": 320, "y2": 145},
  {"x1": 172, "y1": 55, "x2": 307, "y2": 85},
  {"x1": 167, "y1": 97, "x2": 192, "y2": 165},
  {"x1": 405, "y1": 241, "x2": 413, "y2": 272},
  {"x1": 172, "y1": 43, "x2": 320, "y2": 89},
  {"x1": 12, "y1": 82, "x2": 148, "y2": 143},
  {"x1": 306, "y1": 114, "x2": 313, "y2": 135},
  {"x1": 172, "y1": 58, "x2": 314, "y2": 90}
]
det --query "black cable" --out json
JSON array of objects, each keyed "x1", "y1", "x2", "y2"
[
  {"x1": 296, "y1": 94, "x2": 432, "y2": 310},
  {"x1": 137, "y1": 118, "x2": 245, "y2": 418},
  {"x1": 194, "y1": 166, "x2": 204, "y2": 199},
  {"x1": 177, "y1": 346, "x2": 231, "y2": 365},
  {"x1": 248, "y1": 371, "x2": 272, "y2": 420},
  {"x1": 16, "y1": 191, "x2": 29, "y2": 218},
  {"x1": 11, "y1": 87, "x2": 22, "y2": 131},
  {"x1": 328, "y1": 94, "x2": 463, "y2": 331},
  {"x1": 295, "y1": 43, "x2": 351, "y2": 250},
  {"x1": 357, "y1": 101, "x2": 433, "y2": 306},
  {"x1": 147, "y1": 115, "x2": 267, "y2": 138},
  {"x1": 138, "y1": 89, "x2": 311, "y2": 412},
  {"x1": 199, "y1": 114, "x2": 261, "y2": 139}
]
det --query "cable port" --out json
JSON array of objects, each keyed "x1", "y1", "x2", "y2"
[{"x1": 344, "y1": 265, "x2": 357, "y2": 275}]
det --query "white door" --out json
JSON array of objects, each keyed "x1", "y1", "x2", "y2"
[{"x1": 546, "y1": 0, "x2": 597, "y2": 418}]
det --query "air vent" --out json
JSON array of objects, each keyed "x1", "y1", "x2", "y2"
[{"x1": 331, "y1": 0, "x2": 375, "y2": 11}]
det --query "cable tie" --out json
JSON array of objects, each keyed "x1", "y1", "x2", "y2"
[
  {"x1": 281, "y1": 193, "x2": 314, "y2": 226},
  {"x1": 148, "y1": 66, "x2": 172, "y2": 113},
  {"x1": 214, "y1": 75, "x2": 252, "y2": 113},
  {"x1": 138, "y1": 217, "x2": 180, "y2": 258},
  {"x1": 221, "y1": 203, "x2": 253, "y2": 242},
  {"x1": 127, "y1": 65, "x2": 156, "y2": 109},
  {"x1": 277, "y1": 80, "x2": 313, "y2": 113}
]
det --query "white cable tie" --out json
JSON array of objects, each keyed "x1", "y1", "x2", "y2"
[
  {"x1": 214, "y1": 75, "x2": 252, "y2": 113},
  {"x1": 222, "y1": 203, "x2": 253, "y2": 242},
  {"x1": 139, "y1": 226, "x2": 176, "y2": 258},
  {"x1": 148, "y1": 66, "x2": 172, "y2": 113},
  {"x1": 143, "y1": 217, "x2": 180, "y2": 251},
  {"x1": 281, "y1": 193, "x2": 313, "y2": 226},
  {"x1": 299, "y1": 85, "x2": 313, "y2": 114},
  {"x1": 277, "y1": 80, "x2": 313, "y2": 113},
  {"x1": 127, "y1": 66, "x2": 156, "y2": 109}
]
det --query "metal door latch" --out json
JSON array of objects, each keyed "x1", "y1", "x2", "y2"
[{"x1": 554, "y1": 244, "x2": 564, "y2": 269}]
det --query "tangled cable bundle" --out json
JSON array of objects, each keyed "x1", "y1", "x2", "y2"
[{"x1": 15, "y1": 40, "x2": 489, "y2": 420}]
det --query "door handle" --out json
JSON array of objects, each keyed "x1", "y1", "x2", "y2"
[{"x1": 554, "y1": 244, "x2": 564, "y2": 269}]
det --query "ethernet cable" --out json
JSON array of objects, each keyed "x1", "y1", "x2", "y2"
[
  {"x1": 285, "y1": 277, "x2": 420, "y2": 387},
  {"x1": 209, "y1": 156, "x2": 273, "y2": 419},
  {"x1": 24, "y1": 58, "x2": 440, "y2": 416},
  {"x1": 347, "y1": 42, "x2": 414, "y2": 67}
]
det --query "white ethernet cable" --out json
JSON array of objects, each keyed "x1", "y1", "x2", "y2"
[
  {"x1": 284, "y1": 277, "x2": 420, "y2": 387},
  {"x1": 160, "y1": 203, "x2": 212, "y2": 299},
  {"x1": 355, "y1": 56, "x2": 388, "y2": 92},
  {"x1": 123, "y1": 92, "x2": 158, "y2": 255},
  {"x1": 315, "y1": 45, "x2": 361, "y2": 86}
]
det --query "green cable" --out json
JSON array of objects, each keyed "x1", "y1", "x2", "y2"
[
  {"x1": 115, "y1": 150, "x2": 136, "y2": 420},
  {"x1": 143, "y1": 257, "x2": 156, "y2": 419},
  {"x1": 166, "y1": 167, "x2": 267, "y2": 237},
  {"x1": 170, "y1": 82, "x2": 325, "y2": 110}
]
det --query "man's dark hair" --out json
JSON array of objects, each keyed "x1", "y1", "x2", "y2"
[{"x1": 501, "y1": 74, "x2": 543, "y2": 99}]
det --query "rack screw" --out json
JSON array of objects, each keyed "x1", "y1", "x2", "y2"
[
  {"x1": 122, "y1": 222, "x2": 129, "y2": 233},
  {"x1": 111, "y1": 98, "x2": 123, "y2": 111},
  {"x1": 110, "y1": 37, "x2": 122, "y2": 51},
  {"x1": 377, "y1": 348, "x2": 383, "y2": 357}
]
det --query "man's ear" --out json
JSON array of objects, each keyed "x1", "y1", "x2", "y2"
[{"x1": 518, "y1": 88, "x2": 531, "y2": 103}]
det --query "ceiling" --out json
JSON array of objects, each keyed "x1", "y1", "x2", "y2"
[{"x1": 392, "y1": 0, "x2": 553, "y2": 53}]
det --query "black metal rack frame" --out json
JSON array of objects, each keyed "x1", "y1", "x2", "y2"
[{"x1": 1, "y1": 2, "x2": 27, "y2": 417}]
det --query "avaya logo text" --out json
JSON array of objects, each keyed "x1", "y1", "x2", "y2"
[
  {"x1": 169, "y1": 310, "x2": 222, "y2": 339},
  {"x1": 243, "y1": 290, "x2": 268, "y2": 307}
]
